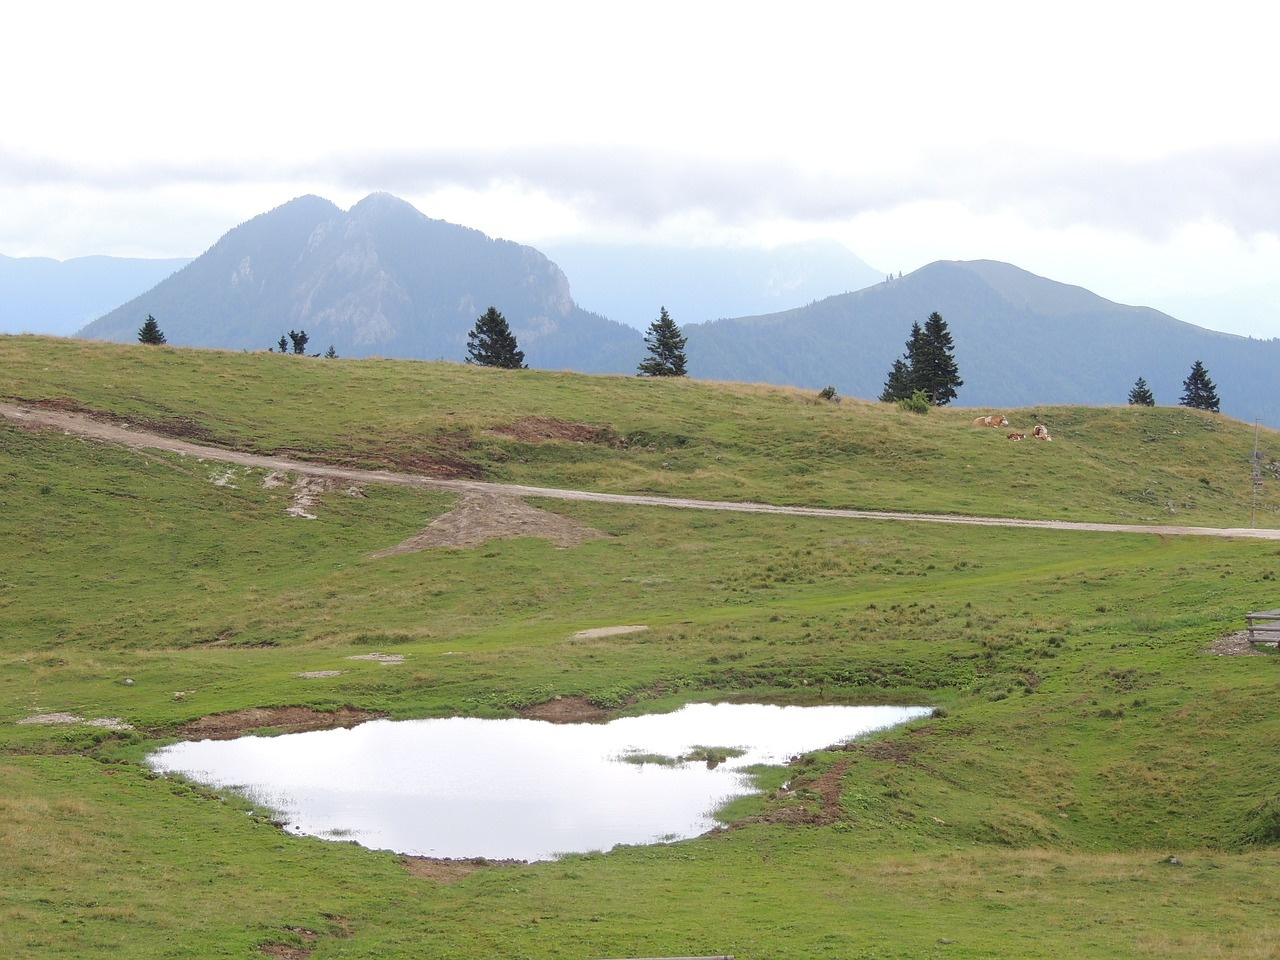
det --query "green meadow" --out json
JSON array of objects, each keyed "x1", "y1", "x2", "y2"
[{"x1": 2, "y1": 334, "x2": 1279, "y2": 959}]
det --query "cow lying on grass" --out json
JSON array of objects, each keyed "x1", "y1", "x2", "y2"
[{"x1": 973, "y1": 415, "x2": 1009, "y2": 427}]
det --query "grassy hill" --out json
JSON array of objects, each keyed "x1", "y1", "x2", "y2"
[{"x1": 2, "y1": 335, "x2": 1279, "y2": 958}]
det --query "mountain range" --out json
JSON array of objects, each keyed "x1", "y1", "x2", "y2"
[
  {"x1": 80, "y1": 194, "x2": 641, "y2": 371},
  {"x1": 1, "y1": 254, "x2": 190, "y2": 336},
  {"x1": 34, "y1": 192, "x2": 1280, "y2": 424}
]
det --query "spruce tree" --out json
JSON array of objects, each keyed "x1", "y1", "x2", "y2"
[
  {"x1": 916, "y1": 311, "x2": 962, "y2": 406},
  {"x1": 637, "y1": 306, "x2": 688, "y2": 377},
  {"x1": 1179, "y1": 360, "x2": 1219, "y2": 412},
  {"x1": 288, "y1": 330, "x2": 310, "y2": 355},
  {"x1": 879, "y1": 357, "x2": 913, "y2": 402},
  {"x1": 880, "y1": 313, "x2": 962, "y2": 406},
  {"x1": 137, "y1": 314, "x2": 166, "y2": 345},
  {"x1": 466, "y1": 307, "x2": 526, "y2": 368},
  {"x1": 1128, "y1": 376, "x2": 1155, "y2": 406}
]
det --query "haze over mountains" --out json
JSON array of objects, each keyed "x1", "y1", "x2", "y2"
[
  {"x1": 10, "y1": 191, "x2": 1274, "y2": 424},
  {"x1": 1, "y1": 254, "x2": 190, "y2": 336},
  {"x1": 539, "y1": 240, "x2": 885, "y2": 329}
]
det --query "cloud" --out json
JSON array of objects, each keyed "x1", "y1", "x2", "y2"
[{"x1": 5, "y1": 140, "x2": 1279, "y2": 246}]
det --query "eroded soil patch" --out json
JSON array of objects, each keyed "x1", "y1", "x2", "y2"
[
  {"x1": 174, "y1": 706, "x2": 381, "y2": 741},
  {"x1": 488, "y1": 416, "x2": 617, "y2": 445},
  {"x1": 401, "y1": 856, "x2": 524, "y2": 882},
  {"x1": 570, "y1": 625, "x2": 649, "y2": 640},
  {"x1": 517, "y1": 695, "x2": 612, "y2": 724},
  {"x1": 372, "y1": 490, "x2": 608, "y2": 554}
]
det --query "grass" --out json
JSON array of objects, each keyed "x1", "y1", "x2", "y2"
[{"x1": 2, "y1": 334, "x2": 1280, "y2": 958}]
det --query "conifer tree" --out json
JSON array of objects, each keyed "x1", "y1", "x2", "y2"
[
  {"x1": 466, "y1": 307, "x2": 526, "y2": 368},
  {"x1": 880, "y1": 313, "x2": 961, "y2": 405},
  {"x1": 1179, "y1": 360, "x2": 1219, "y2": 412},
  {"x1": 1128, "y1": 376, "x2": 1155, "y2": 406},
  {"x1": 637, "y1": 306, "x2": 688, "y2": 377},
  {"x1": 137, "y1": 314, "x2": 166, "y2": 345},
  {"x1": 915, "y1": 311, "x2": 963, "y2": 406},
  {"x1": 288, "y1": 330, "x2": 309, "y2": 355},
  {"x1": 879, "y1": 357, "x2": 913, "y2": 402}
]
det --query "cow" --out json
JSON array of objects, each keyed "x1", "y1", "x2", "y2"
[
  {"x1": 1006, "y1": 432, "x2": 1026, "y2": 441},
  {"x1": 1033, "y1": 424, "x2": 1052, "y2": 441},
  {"x1": 972, "y1": 415, "x2": 1010, "y2": 428}
]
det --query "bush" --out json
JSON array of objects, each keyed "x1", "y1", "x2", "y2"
[
  {"x1": 897, "y1": 389, "x2": 930, "y2": 415},
  {"x1": 818, "y1": 386, "x2": 838, "y2": 402}
]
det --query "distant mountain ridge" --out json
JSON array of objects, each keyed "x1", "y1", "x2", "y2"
[
  {"x1": 79, "y1": 193, "x2": 641, "y2": 370},
  {"x1": 688, "y1": 259, "x2": 1278, "y2": 423},
  {"x1": 58, "y1": 192, "x2": 1277, "y2": 424},
  {"x1": 1, "y1": 254, "x2": 191, "y2": 336}
]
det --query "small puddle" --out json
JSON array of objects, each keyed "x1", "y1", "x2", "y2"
[{"x1": 148, "y1": 702, "x2": 929, "y2": 861}]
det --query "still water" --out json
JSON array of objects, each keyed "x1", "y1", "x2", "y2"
[{"x1": 149, "y1": 702, "x2": 929, "y2": 861}]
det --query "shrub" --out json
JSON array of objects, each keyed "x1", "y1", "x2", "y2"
[{"x1": 897, "y1": 389, "x2": 931, "y2": 415}]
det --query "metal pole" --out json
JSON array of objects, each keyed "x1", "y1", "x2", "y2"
[{"x1": 1252, "y1": 418, "x2": 1261, "y2": 528}]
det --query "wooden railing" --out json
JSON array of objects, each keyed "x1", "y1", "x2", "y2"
[{"x1": 1246, "y1": 609, "x2": 1280, "y2": 645}]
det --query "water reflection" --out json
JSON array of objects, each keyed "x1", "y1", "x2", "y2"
[{"x1": 149, "y1": 702, "x2": 929, "y2": 861}]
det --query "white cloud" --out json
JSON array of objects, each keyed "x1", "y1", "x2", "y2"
[{"x1": 2, "y1": 1, "x2": 1277, "y2": 337}]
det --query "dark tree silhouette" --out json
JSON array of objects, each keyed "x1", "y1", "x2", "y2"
[
  {"x1": 880, "y1": 313, "x2": 962, "y2": 405},
  {"x1": 1128, "y1": 376, "x2": 1155, "y2": 406},
  {"x1": 1179, "y1": 360, "x2": 1219, "y2": 412},
  {"x1": 466, "y1": 307, "x2": 526, "y2": 368},
  {"x1": 637, "y1": 306, "x2": 688, "y2": 377},
  {"x1": 137, "y1": 315, "x2": 166, "y2": 345}
]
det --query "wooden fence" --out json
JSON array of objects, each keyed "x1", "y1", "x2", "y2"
[{"x1": 1246, "y1": 609, "x2": 1280, "y2": 645}]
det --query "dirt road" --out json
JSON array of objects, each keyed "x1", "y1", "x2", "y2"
[{"x1": 5, "y1": 400, "x2": 1278, "y2": 541}]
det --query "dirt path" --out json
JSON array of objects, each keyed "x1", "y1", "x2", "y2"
[{"x1": 5, "y1": 400, "x2": 1278, "y2": 541}]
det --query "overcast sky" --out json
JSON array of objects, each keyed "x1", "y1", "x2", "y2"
[{"x1": 3, "y1": 1, "x2": 1277, "y2": 337}]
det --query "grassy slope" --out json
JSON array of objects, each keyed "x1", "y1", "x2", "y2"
[{"x1": 2, "y1": 335, "x2": 1279, "y2": 959}]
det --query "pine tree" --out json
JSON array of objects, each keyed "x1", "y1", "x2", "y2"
[
  {"x1": 1179, "y1": 360, "x2": 1220, "y2": 412},
  {"x1": 879, "y1": 357, "x2": 913, "y2": 402},
  {"x1": 637, "y1": 306, "x2": 688, "y2": 377},
  {"x1": 915, "y1": 312, "x2": 963, "y2": 406},
  {"x1": 466, "y1": 307, "x2": 526, "y2": 368},
  {"x1": 1128, "y1": 376, "x2": 1155, "y2": 406},
  {"x1": 324, "y1": 345, "x2": 338, "y2": 359},
  {"x1": 137, "y1": 315, "x2": 166, "y2": 345},
  {"x1": 276, "y1": 335, "x2": 288, "y2": 354},
  {"x1": 288, "y1": 330, "x2": 309, "y2": 355},
  {"x1": 880, "y1": 313, "x2": 962, "y2": 406}
]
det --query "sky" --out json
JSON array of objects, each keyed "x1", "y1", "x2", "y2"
[{"x1": 3, "y1": 1, "x2": 1278, "y2": 338}]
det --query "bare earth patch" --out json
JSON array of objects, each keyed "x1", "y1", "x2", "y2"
[
  {"x1": 346, "y1": 653, "x2": 405, "y2": 664},
  {"x1": 517, "y1": 695, "x2": 611, "y2": 724},
  {"x1": 488, "y1": 416, "x2": 616, "y2": 445},
  {"x1": 570, "y1": 624, "x2": 648, "y2": 641},
  {"x1": 401, "y1": 856, "x2": 524, "y2": 882},
  {"x1": 1207, "y1": 630, "x2": 1266, "y2": 656},
  {"x1": 174, "y1": 706, "x2": 381, "y2": 741},
  {"x1": 18, "y1": 712, "x2": 133, "y2": 730},
  {"x1": 372, "y1": 490, "x2": 608, "y2": 554},
  {"x1": 263, "y1": 471, "x2": 365, "y2": 519},
  {"x1": 295, "y1": 670, "x2": 346, "y2": 679},
  {"x1": 18, "y1": 712, "x2": 83, "y2": 725}
]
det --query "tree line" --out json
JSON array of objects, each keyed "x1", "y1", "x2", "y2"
[
  {"x1": 1128, "y1": 362, "x2": 1220, "y2": 411},
  {"x1": 136, "y1": 308, "x2": 1226, "y2": 414},
  {"x1": 465, "y1": 305, "x2": 687, "y2": 377}
]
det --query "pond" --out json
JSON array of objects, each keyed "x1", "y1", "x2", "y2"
[{"x1": 148, "y1": 702, "x2": 930, "y2": 862}]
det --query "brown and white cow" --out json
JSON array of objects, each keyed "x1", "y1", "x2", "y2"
[
  {"x1": 1032, "y1": 424, "x2": 1052, "y2": 441},
  {"x1": 973, "y1": 415, "x2": 1010, "y2": 428}
]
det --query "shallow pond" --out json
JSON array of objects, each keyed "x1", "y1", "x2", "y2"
[{"x1": 148, "y1": 702, "x2": 929, "y2": 861}]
